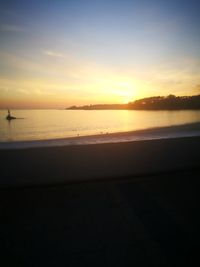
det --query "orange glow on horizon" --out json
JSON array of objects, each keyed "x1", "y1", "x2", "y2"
[{"x1": 0, "y1": 56, "x2": 199, "y2": 109}]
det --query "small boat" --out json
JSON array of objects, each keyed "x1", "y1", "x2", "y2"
[{"x1": 6, "y1": 110, "x2": 16, "y2": 120}]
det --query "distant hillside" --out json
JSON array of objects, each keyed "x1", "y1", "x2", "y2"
[{"x1": 67, "y1": 95, "x2": 200, "y2": 110}]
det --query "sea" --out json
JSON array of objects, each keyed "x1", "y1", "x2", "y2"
[{"x1": 1, "y1": 109, "x2": 200, "y2": 149}]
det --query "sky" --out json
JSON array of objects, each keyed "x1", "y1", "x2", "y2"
[{"x1": 0, "y1": 0, "x2": 200, "y2": 109}]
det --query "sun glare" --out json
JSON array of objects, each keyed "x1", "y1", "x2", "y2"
[{"x1": 117, "y1": 82, "x2": 138, "y2": 103}]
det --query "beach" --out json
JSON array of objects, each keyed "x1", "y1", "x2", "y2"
[
  {"x1": 1, "y1": 0, "x2": 200, "y2": 264},
  {"x1": 1, "y1": 121, "x2": 200, "y2": 150},
  {"x1": 1, "y1": 109, "x2": 200, "y2": 144}
]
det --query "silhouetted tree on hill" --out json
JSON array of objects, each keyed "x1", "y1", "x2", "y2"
[
  {"x1": 67, "y1": 95, "x2": 200, "y2": 110},
  {"x1": 128, "y1": 95, "x2": 200, "y2": 110}
]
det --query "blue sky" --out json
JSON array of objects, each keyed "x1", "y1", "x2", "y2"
[{"x1": 0, "y1": 0, "x2": 200, "y2": 108}]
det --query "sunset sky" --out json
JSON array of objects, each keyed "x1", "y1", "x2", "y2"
[{"x1": 0, "y1": 0, "x2": 200, "y2": 109}]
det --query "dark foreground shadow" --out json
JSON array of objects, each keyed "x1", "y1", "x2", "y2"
[{"x1": 0, "y1": 169, "x2": 200, "y2": 267}]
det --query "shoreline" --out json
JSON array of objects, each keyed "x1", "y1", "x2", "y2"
[{"x1": 1, "y1": 121, "x2": 200, "y2": 150}]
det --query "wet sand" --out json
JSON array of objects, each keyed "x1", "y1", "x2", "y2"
[{"x1": 1, "y1": 122, "x2": 200, "y2": 149}]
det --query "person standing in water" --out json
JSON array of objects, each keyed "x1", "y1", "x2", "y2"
[{"x1": 6, "y1": 109, "x2": 16, "y2": 120}]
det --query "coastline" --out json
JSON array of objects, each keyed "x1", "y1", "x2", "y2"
[{"x1": 1, "y1": 121, "x2": 200, "y2": 150}]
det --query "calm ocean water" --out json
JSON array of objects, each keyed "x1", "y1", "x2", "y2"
[{"x1": 1, "y1": 110, "x2": 200, "y2": 145}]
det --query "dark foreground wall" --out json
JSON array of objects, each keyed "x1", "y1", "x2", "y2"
[
  {"x1": 1, "y1": 137, "x2": 200, "y2": 266},
  {"x1": 1, "y1": 136, "x2": 200, "y2": 187},
  {"x1": 1, "y1": 170, "x2": 200, "y2": 266}
]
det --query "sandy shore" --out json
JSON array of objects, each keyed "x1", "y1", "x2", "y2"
[
  {"x1": 1, "y1": 121, "x2": 200, "y2": 149},
  {"x1": 1, "y1": 135, "x2": 200, "y2": 187}
]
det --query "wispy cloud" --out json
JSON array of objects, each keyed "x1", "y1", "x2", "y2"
[
  {"x1": 0, "y1": 24, "x2": 26, "y2": 32},
  {"x1": 43, "y1": 50, "x2": 67, "y2": 59},
  {"x1": 0, "y1": 77, "x2": 57, "y2": 97},
  {"x1": 17, "y1": 89, "x2": 30, "y2": 95},
  {"x1": 33, "y1": 89, "x2": 55, "y2": 96}
]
